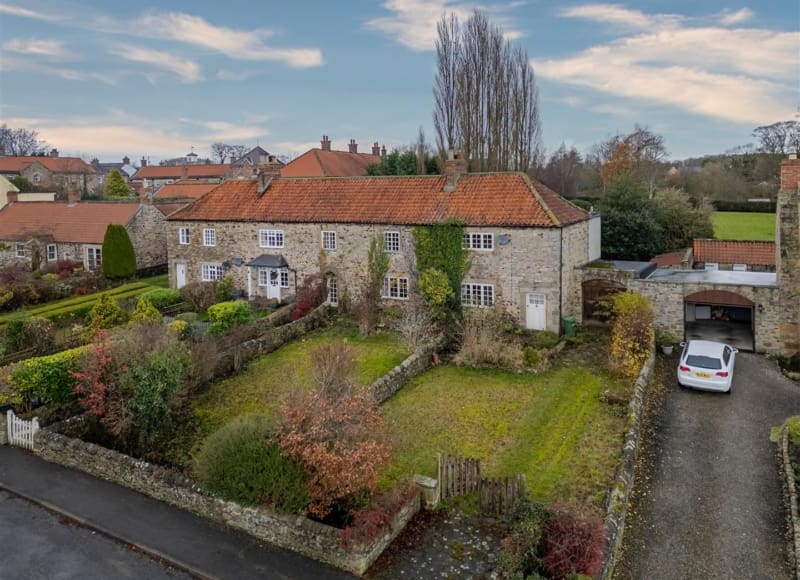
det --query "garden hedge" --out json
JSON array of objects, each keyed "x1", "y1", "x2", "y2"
[{"x1": 2, "y1": 345, "x2": 86, "y2": 408}]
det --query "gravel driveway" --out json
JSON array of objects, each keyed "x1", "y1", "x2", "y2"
[{"x1": 616, "y1": 352, "x2": 800, "y2": 579}]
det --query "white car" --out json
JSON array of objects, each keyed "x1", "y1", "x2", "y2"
[{"x1": 677, "y1": 339, "x2": 737, "y2": 393}]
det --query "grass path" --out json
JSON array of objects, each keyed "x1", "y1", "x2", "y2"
[{"x1": 712, "y1": 212, "x2": 775, "y2": 241}]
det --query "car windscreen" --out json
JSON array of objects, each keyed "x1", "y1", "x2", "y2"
[{"x1": 686, "y1": 355, "x2": 722, "y2": 370}]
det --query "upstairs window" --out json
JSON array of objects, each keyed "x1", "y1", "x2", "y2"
[
  {"x1": 384, "y1": 231, "x2": 400, "y2": 253},
  {"x1": 203, "y1": 228, "x2": 216, "y2": 247},
  {"x1": 259, "y1": 229, "x2": 284, "y2": 248},
  {"x1": 463, "y1": 232, "x2": 494, "y2": 251},
  {"x1": 179, "y1": 227, "x2": 190, "y2": 245},
  {"x1": 322, "y1": 230, "x2": 337, "y2": 251}
]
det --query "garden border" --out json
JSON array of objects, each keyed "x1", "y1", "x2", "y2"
[
  {"x1": 780, "y1": 427, "x2": 800, "y2": 579},
  {"x1": 28, "y1": 425, "x2": 419, "y2": 576},
  {"x1": 599, "y1": 348, "x2": 655, "y2": 580}
]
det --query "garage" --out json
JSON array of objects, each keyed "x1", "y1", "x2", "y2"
[{"x1": 684, "y1": 290, "x2": 754, "y2": 351}]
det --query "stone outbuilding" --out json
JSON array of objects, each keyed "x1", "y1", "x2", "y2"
[{"x1": 167, "y1": 158, "x2": 600, "y2": 334}]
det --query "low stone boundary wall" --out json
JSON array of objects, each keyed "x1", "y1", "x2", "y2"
[
  {"x1": 371, "y1": 341, "x2": 440, "y2": 404},
  {"x1": 214, "y1": 304, "x2": 330, "y2": 377},
  {"x1": 780, "y1": 428, "x2": 800, "y2": 579},
  {"x1": 599, "y1": 348, "x2": 656, "y2": 580},
  {"x1": 32, "y1": 427, "x2": 419, "y2": 576}
]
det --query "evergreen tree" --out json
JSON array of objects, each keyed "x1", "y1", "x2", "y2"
[
  {"x1": 104, "y1": 169, "x2": 130, "y2": 198},
  {"x1": 101, "y1": 224, "x2": 136, "y2": 279}
]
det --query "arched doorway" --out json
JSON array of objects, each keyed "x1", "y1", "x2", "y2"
[
  {"x1": 684, "y1": 290, "x2": 754, "y2": 350},
  {"x1": 582, "y1": 279, "x2": 626, "y2": 321}
]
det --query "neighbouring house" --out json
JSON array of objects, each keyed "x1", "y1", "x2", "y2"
[
  {"x1": 90, "y1": 156, "x2": 138, "y2": 188},
  {"x1": 167, "y1": 155, "x2": 600, "y2": 333},
  {"x1": 131, "y1": 157, "x2": 230, "y2": 194},
  {"x1": 225, "y1": 146, "x2": 284, "y2": 180},
  {"x1": 0, "y1": 175, "x2": 56, "y2": 207},
  {"x1": 577, "y1": 156, "x2": 800, "y2": 356},
  {"x1": 692, "y1": 239, "x2": 775, "y2": 272},
  {"x1": 279, "y1": 136, "x2": 383, "y2": 177},
  {"x1": 0, "y1": 150, "x2": 98, "y2": 197},
  {"x1": 0, "y1": 195, "x2": 168, "y2": 272}
]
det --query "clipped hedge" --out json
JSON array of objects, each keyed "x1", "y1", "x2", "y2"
[
  {"x1": 2, "y1": 345, "x2": 86, "y2": 408},
  {"x1": 208, "y1": 300, "x2": 252, "y2": 335},
  {"x1": 138, "y1": 288, "x2": 182, "y2": 310}
]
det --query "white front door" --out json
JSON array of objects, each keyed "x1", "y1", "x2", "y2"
[
  {"x1": 266, "y1": 268, "x2": 281, "y2": 300},
  {"x1": 526, "y1": 293, "x2": 546, "y2": 330},
  {"x1": 176, "y1": 263, "x2": 186, "y2": 289}
]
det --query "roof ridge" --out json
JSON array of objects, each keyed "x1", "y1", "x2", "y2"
[{"x1": 521, "y1": 173, "x2": 559, "y2": 226}]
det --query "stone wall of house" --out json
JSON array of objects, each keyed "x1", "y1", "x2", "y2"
[
  {"x1": 0, "y1": 239, "x2": 86, "y2": 270},
  {"x1": 778, "y1": 160, "x2": 800, "y2": 355},
  {"x1": 126, "y1": 204, "x2": 167, "y2": 269},
  {"x1": 573, "y1": 267, "x2": 783, "y2": 353},
  {"x1": 19, "y1": 164, "x2": 98, "y2": 197},
  {"x1": 168, "y1": 219, "x2": 591, "y2": 334},
  {"x1": 31, "y1": 428, "x2": 419, "y2": 575}
]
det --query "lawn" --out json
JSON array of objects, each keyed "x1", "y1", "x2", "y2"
[
  {"x1": 381, "y1": 348, "x2": 629, "y2": 508},
  {"x1": 712, "y1": 212, "x2": 775, "y2": 241},
  {"x1": 191, "y1": 321, "x2": 409, "y2": 442}
]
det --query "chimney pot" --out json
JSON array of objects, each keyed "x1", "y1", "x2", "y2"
[
  {"x1": 372, "y1": 142, "x2": 380, "y2": 156},
  {"x1": 321, "y1": 135, "x2": 331, "y2": 152},
  {"x1": 348, "y1": 139, "x2": 358, "y2": 154},
  {"x1": 141, "y1": 156, "x2": 148, "y2": 168}
]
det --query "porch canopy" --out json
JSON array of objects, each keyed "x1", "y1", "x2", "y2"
[{"x1": 246, "y1": 254, "x2": 289, "y2": 268}]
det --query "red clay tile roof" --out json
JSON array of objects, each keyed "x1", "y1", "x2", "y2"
[
  {"x1": 650, "y1": 250, "x2": 688, "y2": 267},
  {"x1": 154, "y1": 180, "x2": 219, "y2": 200},
  {"x1": 132, "y1": 164, "x2": 230, "y2": 180},
  {"x1": 280, "y1": 149, "x2": 381, "y2": 177},
  {"x1": 693, "y1": 239, "x2": 775, "y2": 266},
  {"x1": 0, "y1": 156, "x2": 95, "y2": 174},
  {"x1": 169, "y1": 173, "x2": 587, "y2": 227},
  {"x1": 0, "y1": 202, "x2": 141, "y2": 244}
]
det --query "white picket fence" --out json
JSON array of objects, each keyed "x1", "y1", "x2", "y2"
[{"x1": 6, "y1": 410, "x2": 39, "y2": 450}]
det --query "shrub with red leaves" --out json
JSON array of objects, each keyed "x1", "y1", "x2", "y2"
[
  {"x1": 340, "y1": 480, "x2": 418, "y2": 550},
  {"x1": 290, "y1": 273, "x2": 326, "y2": 321},
  {"x1": 540, "y1": 502, "x2": 605, "y2": 579}
]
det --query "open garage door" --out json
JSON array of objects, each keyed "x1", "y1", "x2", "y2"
[{"x1": 684, "y1": 290, "x2": 754, "y2": 351}]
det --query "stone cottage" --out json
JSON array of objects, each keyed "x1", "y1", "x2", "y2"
[
  {"x1": 167, "y1": 158, "x2": 600, "y2": 333},
  {"x1": 0, "y1": 150, "x2": 98, "y2": 197},
  {"x1": 0, "y1": 197, "x2": 168, "y2": 272}
]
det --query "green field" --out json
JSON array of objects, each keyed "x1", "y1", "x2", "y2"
[
  {"x1": 381, "y1": 360, "x2": 628, "y2": 508},
  {"x1": 712, "y1": 212, "x2": 775, "y2": 241}
]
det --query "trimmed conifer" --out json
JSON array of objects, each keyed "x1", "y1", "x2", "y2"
[{"x1": 101, "y1": 224, "x2": 136, "y2": 279}]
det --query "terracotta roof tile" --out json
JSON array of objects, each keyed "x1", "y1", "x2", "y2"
[
  {"x1": 169, "y1": 173, "x2": 587, "y2": 228},
  {"x1": 132, "y1": 164, "x2": 229, "y2": 180},
  {"x1": 0, "y1": 202, "x2": 140, "y2": 244},
  {"x1": 154, "y1": 202, "x2": 190, "y2": 217},
  {"x1": 0, "y1": 156, "x2": 94, "y2": 174},
  {"x1": 651, "y1": 250, "x2": 687, "y2": 267},
  {"x1": 280, "y1": 149, "x2": 381, "y2": 177},
  {"x1": 154, "y1": 180, "x2": 219, "y2": 200},
  {"x1": 693, "y1": 239, "x2": 775, "y2": 266}
]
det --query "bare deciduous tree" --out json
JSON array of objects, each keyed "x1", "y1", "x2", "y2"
[
  {"x1": 753, "y1": 121, "x2": 800, "y2": 155},
  {"x1": 433, "y1": 11, "x2": 541, "y2": 172},
  {"x1": 0, "y1": 124, "x2": 45, "y2": 156},
  {"x1": 211, "y1": 142, "x2": 249, "y2": 163}
]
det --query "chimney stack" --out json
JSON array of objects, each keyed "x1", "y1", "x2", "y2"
[
  {"x1": 123, "y1": 156, "x2": 130, "y2": 165},
  {"x1": 6, "y1": 191, "x2": 18, "y2": 204},
  {"x1": 50, "y1": 148, "x2": 59, "y2": 158},
  {"x1": 781, "y1": 155, "x2": 800, "y2": 192},
  {"x1": 181, "y1": 165, "x2": 188, "y2": 179},
  {"x1": 348, "y1": 139, "x2": 358, "y2": 154},
  {"x1": 443, "y1": 150, "x2": 468, "y2": 192},
  {"x1": 139, "y1": 189, "x2": 152, "y2": 206},
  {"x1": 321, "y1": 135, "x2": 331, "y2": 152},
  {"x1": 141, "y1": 156, "x2": 148, "y2": 168},
  {"x1": 371, "y1": 142, "x2": 380, "y2": 156},
  {"x1": 381, "y1": 144, "x2": 387, "y2": 158},
  {"x1": 67, "y1": 189, "x2": 81, "y2": 205}
]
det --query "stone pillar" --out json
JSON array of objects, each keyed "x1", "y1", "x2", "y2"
[
  {"x1": 0, "y1": 411, "x2": 8, "y2": 445},
  {"x1": 778, "y1": 157, "x2": 800, "y2": 355}
]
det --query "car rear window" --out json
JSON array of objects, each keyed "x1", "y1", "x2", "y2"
[{"x1": 686, "y1": 355, "x2": 722, "y2": 370}]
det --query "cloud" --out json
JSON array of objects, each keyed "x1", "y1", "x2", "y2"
[
  {"x1": 535, "y1": 6, "x2": 799, "y2": 125},
  {"x1": 559, "y1": 4, "x2": 654, "y2": 28},
  {"x1": 720, "y1": 8, "x2": 754, "y2": 26},
  {"x1": 2, "y1": 38, "x2": 70, "y2": 58},
  {"x1": 365, "y1": 0, "x2": 524, "y2": 51},
  {"x1": 0, "y1": 3, "x2": 62, "y2": 22},
  {"x1": 0, "y1": 53, "x2": 115, "y2": 84},
  {"x1": 5, "y1": 112, "x2": 271, "y2": 160},
  {"x1": 132, "y1": 11, "x2": 323, "y2": 68},
  {"x1": 110, "y1": 45, "x2": 203, "y2": 83}
]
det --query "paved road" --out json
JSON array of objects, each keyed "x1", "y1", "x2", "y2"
[
  {"x1": 0, "y1": 489, "x2": 190, "y2": 580},
  {"x1": 616, "y1": 353, "x2": 800, "y2": 579}
]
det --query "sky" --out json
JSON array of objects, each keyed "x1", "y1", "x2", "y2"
[{"x1": 0, "y1": 0, "x2": 797, "y2": 164}]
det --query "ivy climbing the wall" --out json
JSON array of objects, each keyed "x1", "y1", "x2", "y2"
[{"x1": 413, "y1": 219, "x2": 470, "y2": 321}]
